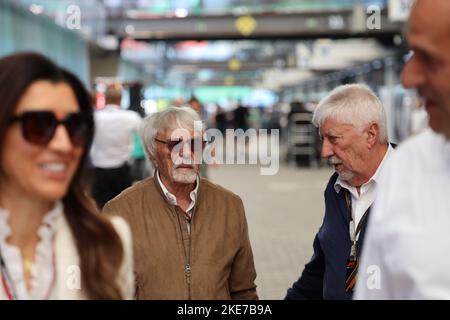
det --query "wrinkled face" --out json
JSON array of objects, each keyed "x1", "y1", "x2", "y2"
[
  {"x1": 319, "y1": 118, "x2": 370, "y2": 186},
  {"x1": 1, "y1": 80, "x2": 84, "y2": 204},
  {"x1": 152, "y1": 122, "x2": 202, "y2": 186},
  {"x1": 401, "y1": 0, "x2": 450, "y2": 138}
]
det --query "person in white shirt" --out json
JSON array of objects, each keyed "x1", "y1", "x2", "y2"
[
  {"x1": 90, "y1": 84, "x2": 142, "y2": 209},
  {"x1": 285, "y1": 84, "x2": 394, "y2": 300},
  {"x1": 355, "y1": 0, "x2": 450, "y2": 299}
]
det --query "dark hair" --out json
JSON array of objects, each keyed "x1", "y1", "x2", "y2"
[{"x1": 0, "y1": 52, "x2": 124, "y2": 299}]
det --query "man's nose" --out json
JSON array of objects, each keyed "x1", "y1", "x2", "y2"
[{"x1": 320, "y1": 140, "x2": 334, "y2": 158}]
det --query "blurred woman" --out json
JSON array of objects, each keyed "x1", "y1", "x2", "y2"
[{"x1": 0, "y1": 52, "x2": 133, "y2": 299}]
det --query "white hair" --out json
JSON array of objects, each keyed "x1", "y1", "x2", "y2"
[
  {"x1": 140, "y1": 106, "x2": 202, "y2": 160},
  {"x1": 312, "y1": 83, "x2": 388, "y2": 143}
]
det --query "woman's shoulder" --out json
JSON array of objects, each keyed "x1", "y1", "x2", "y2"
[
  {"x1": 109, "y1": 216, "x2": 132, "y2": 246},
  {"x1": 108, "y1": 216, "x2": 135, "y2": 300}
]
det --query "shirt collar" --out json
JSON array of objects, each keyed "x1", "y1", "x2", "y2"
[
  {"x1": 156, "y1": 169, "x2": 199, "y2": 209},
  {"x1": 334, "y1": 144, "x2": 395, "y2": 194}
]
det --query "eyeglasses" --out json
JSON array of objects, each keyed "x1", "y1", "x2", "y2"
[
  {"x1": 9, "y1": 111, "x2": 93, "y2": 147},
  {"x1": 155, "y1": 137, "x2": 207, "y2": 153}
]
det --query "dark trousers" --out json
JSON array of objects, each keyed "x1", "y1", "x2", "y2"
[{"x1": 91, "y1": 164, "x2": 132, "y2": 209}]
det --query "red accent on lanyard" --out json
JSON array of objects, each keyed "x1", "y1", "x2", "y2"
[{"x1": 1, "y1": 269, "x2": 14, "y2": 300}]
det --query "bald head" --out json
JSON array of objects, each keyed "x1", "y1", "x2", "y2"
[
  {"x1": 409, "y1": 0, "x2": 450, "y2": 37},
  {"x1": 105, "y1": 84, "x2": 122, "y2": 105},
  {"x1": 402, "y1": 0, "x2": 450, "y2": 138}
]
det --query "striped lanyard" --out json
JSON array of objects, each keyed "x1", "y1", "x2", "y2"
[
  {"x1": 344, "y1": 190, "x2": 370, "y2": 260},
  {"x1": 0, "y1": 238, "x2": 57, "y2": 300},
  {"x1": 0, "y1": 252, "x2": 18, "y2": 300}
]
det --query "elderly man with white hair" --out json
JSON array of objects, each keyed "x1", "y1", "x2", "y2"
[
  {"x1": 102, "y1": 106, "x2": 258, "y2": 300},
  {"x1": 285, "y1": 83, "x2": 395, "y2": 300}
]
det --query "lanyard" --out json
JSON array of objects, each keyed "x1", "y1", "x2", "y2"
[
  {"x1": 0, "y1": 252, "x2": 17, "y2": 300},
  {"x1": 344, "y1": 190, "x2": 370, "y2": 260},
  {"x1": 0, "y1": 237, "x2": 57, "y2": 300}
]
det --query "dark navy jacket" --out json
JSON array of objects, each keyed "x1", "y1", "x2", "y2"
[{"x1": 285, "y1": 172, "x2": 370, "y2": 300}]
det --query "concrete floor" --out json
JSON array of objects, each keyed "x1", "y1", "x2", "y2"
[{"x1": 208, "y1": 164, "x2": 333, "y2": 300}]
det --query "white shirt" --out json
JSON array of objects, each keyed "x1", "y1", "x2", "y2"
[
  {"x1": 90, "y1": 105, "x2": 142, "y2": 168},
  {"x1": 0, "y1": 206, "x2": 135, "y2": 300},
  {"x1": 355, "y1": 129, "x2": 450, "y2": 299},
  {"x1": 156, "y1": 171, "x2": 199, "y2": 234},
  {"x1": 334, "y1": 144, "x2": 395, "y2": 231},
  {"x1": 0, "y1": 202, "x2": 62, "y2": 300}
]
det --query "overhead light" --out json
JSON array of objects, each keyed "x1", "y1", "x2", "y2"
[
  {"x1": 174, "y1": 8, "x2": 188, "y2": 18},
  {"x1": 372, "y1": 60, "x2": 383, "y2": 70},
  {"x1": 393, "y1": 34, "x2": 403, "y2": 46},
  {"x1": 105, "y1": 0, "x2": 121, "y2": 7},
  {"x1": 125, "y1": 24, "x2": 135, "y2": 34},
  {"x1": 29, "y1": 4, "x2": 44, "y2": 15},
  {"x1": 198, "y1": 69, "x2": 214, "y2": 81},
  {"x1": 97, "y1": 36, "x2": 119, "y2": 51},
  {"x1": 231, "y1": 7, "x2": 250, "y2": 16}
]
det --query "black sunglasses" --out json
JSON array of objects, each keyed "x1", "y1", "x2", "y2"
[
  {"x1": 155, "y1": 137, "x2": 207, "y2": 153},
  {"x1": 9, "y1": 111, "x2": 93, "y2": 147}
]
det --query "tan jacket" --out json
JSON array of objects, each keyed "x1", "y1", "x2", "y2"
[{"x1": 102, "y1": 176, "x2": 258, "y2": 300}]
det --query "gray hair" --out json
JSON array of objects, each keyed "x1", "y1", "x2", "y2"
[
  {"x1": 312, "y1": 83, "x2": 388, "y2": 143},
  {"x1": 140, "y1": 106, "x2": 202, "y2": 159}
]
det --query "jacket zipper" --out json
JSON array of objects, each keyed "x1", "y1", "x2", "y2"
[
  {"x1": 187, "y1": 219, "x2": 192, "y2": 299},
  {"x1": 175, "y1": 209, "x2": 192, "y2": 299}
]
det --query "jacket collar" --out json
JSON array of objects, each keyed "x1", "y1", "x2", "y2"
[{"x1": 328, "y1": 172, "x2": 351, "y2": 224}]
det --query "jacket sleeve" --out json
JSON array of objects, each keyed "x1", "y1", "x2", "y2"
[
  {"x1": 229, "y1": 198, "x2": 258, "y2": 300},
  {"x1": 285, "y1": 231, "x2": 325, "y2": 300}
]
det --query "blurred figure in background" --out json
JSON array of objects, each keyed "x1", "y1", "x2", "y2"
[
  {"x1": 90, "y1": 83, "x2": 142, "y2": 209},
  {"x1": 285, "y1": 84, "x2": 393, "y2": 300},
  {"x1": 287, "y1": 101, "x2": 309, "y2": 121},
  {"x1": 233, "y1": 102, "x2": 249, "y2": 132},
  {"x1": 356, "y1": 0, "x2": 450, "y2": 299},
  {"x1": 103, "y1": 107, "x2": 258, "y2": 300},
  {"x1": 0, "y1": 52, "x2": 133, "y2": 299},
  {"x1": 214, "y1": 105, "x2": 227, "y2": 135},
  {"x1": 187, "y1": 96, "x2": 202, "y2": 113}
]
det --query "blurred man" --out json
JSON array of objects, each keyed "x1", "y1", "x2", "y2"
[
  {"x1": 285, "y1": 84, "x2": 394, "y2": 299},
  {"x1": 90, "y1": 83, "x2": 141, "y2": 209},
  {"x1": 102, "y1": 107, "x2": 258, "y2": 300},
  {"x1": 187, "y1": 96, "x2": 202, "y2": 113},
  {"x1": 355, "y1": 0, "x2": 450, "y2": 299}
]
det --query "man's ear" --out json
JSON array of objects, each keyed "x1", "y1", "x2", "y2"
[
  {"x1": 148, "y1": 150, "x2": 158, "y2": 167},
  {"x1": 366, "y1": 122, "x2": 379, "y2": 148},
  {"x1": 150, "y1": 156, "x2": 158, "y2": 167}
]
